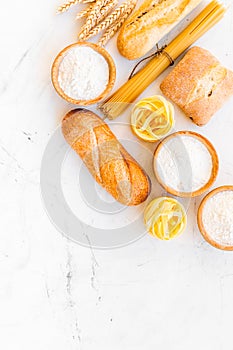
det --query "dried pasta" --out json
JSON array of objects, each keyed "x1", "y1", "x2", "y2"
[{"x1": 131, "y1": 95, "x2": 174, "y2": 142}]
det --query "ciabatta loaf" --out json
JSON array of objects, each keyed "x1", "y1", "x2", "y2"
[
  {"x1": 160, "y1": 47, "x2": 233, "y2": 126},
  {"x1": 62, "y1": 109, "x2": 151, "y2": 206},
  {"x1": 117, "y1": 0, "x2": 202, "y2": 60}
]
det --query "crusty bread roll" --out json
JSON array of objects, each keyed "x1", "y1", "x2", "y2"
[
  {"x1": 160, "y1": 46, "x2": 233, "y2": 126},
  {"x1": 117, "y1": 0, "x2": 202, "y2": 60},
  {"x1": 62, "y1": 109, "x2": 151, "y2": 206}
]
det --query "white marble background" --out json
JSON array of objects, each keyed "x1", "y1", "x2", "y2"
[{"x1": 1, "y1": 0, "x2": 233, "y2": 349}]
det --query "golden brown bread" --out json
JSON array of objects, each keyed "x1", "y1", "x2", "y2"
[
  {"x1": 62, "y1": 109, "x2": 151, "y2": 206},
  {"x1": 160, "y1": 46, "x2": 233, "y2": 126},
  {"x1": 117, "y1": 0, "x2": 202, "y2": 60}
]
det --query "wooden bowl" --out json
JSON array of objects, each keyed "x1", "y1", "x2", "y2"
[
  {"x1": 153, "y1": 131, "x2": 219, "y2": 198},
  {"x1": 51, "y1": 42, "x2": 116, "y2": 106},
  {"x1": 197, "y1": 186, "x2": 233, "y2": 251}
]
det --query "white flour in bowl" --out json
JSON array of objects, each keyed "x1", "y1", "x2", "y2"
[
  {"x1": 202, "y1": 191, "x2": 233, "y2": 246},
  {"x1": 58, "y1": 46, "x2": 109, "y2": 101},
  {"x1": 155, "y1": 135, "x2": 213, "y2": 193}
]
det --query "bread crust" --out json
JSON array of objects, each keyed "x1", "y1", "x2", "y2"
[
  {"x1": 62, "y1": 108, "x2": 151, "y2": 206},
  {"x1": 117, "y1": 0, "x2": 202, "y2": 60},
  {"x1": 160, "y1": 46, "x2": 233, "y2": 126}
]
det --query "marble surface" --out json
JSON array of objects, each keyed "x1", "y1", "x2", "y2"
[{"x1": 1, "y1": 0, "x2": 233, "y2": 349}]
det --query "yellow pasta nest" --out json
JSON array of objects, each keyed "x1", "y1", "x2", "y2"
[
  {"x1": 144, "y1": 197, "x2": 187, "y2": 240},
  {"x1": 131, "y1": 95, "x2": 174, "y2": 142}
]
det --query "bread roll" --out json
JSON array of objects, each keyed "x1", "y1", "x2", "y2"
[
  {"x1": 62, "y1": 109, "x2": 151, "y2": 206},
  {"x1": 117, "y1": 0, "x2": 202, "y2": 60},
  {"x1": 160, "y1": 46, "x2": 233, "y2": 126}
]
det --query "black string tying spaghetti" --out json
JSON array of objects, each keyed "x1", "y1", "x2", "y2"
[{"x1": 128, "y1": 44, "x2": 175, "y2": 80}]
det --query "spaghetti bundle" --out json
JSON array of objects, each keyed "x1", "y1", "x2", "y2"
[{"x1": 99, "y1": 0, "x2": 226, "y2": 120}]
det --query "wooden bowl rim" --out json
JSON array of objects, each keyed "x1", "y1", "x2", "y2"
[
  {"x1": 153, "y1": 131, "x2": 219, "y2": 198},
  {"x1": 51, "y1": 41, "x2": 116, "y2": 106},
  {"x1": 197, "y1": 185, "x2": 233, "y2": 251}
]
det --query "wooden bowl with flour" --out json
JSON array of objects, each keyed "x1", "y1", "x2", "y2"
[
  {"x1": 153, "y1": 131, "x2": 219, "y2": 198},
  {"x1": 51, "y1": 42, "x2": 116, "y2": 106},
  {"x1": 198, "y1": 186, "x2": 233, "y2": 251}
]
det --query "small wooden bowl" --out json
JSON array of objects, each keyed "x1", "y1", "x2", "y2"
[
  {"x1": 197, "y1": 186, "x2": 233, "y2": 251},
  {"x1": 153, "y1": 131, "x2": 219, "y2": 198},
  {"x1": 51, "y1": 42, "x2": 116, "y2": 106}
]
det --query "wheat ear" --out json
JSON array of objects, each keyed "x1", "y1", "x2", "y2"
[
  {"x1": 85, "y1": 0, "x2": 106, "y2": 27},
  {"x1": 85, "y1": 0, "x2": 135, "y2": 39},
  {"x1": 57, "y1": 0, "x2": 95, "y2": 14},
  {"x1": 76, "y1": 4, "x2": 95, "y2": 19},
  {"x1": 78, "y1": 0, "x2": 116, "y2": 39},
  {"x1": 98, "y1": 0, "x2": 136, "y2": 46}
]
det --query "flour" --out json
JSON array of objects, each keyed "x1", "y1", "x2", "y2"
[
  {"x1": 58, "y1": 46, "x2": 109, "y2": 101},
  {"x1": 155, "y1": 135, "x2": 213, "y2": 192},
  {"x1": 202, "y1": 191, "x2": 233, "y2": 246}
]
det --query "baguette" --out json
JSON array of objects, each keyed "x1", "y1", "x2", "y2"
[
  {"x1": 117, "y1": 0, "x2": 202, "y2": 60},
  {"x1": 160, "y1": 47, "x2": 233, "y2": 126},
  {"x1": 62, "y1": 109, "x2": 151, "y2": 206}
]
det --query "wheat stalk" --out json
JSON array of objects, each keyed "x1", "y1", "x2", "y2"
[
  {"x1": 85, "y1": 0, "x2": 135, "y2": 39},
  {"x1": 57, "y1": 0, "x2": 95, "y2": 14},
  {"x1": 98, "y1": 0, "x2": 136, "y2": 46},
  {"x1": 85, "y1": 0, "x2": 106, "y2": 27},
  {"x1": 78, "y1": 0, "x2": 116, "y2": 39},
  {"x1": 76, "y1": 4, "x2": 94, "y2": 19}
]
